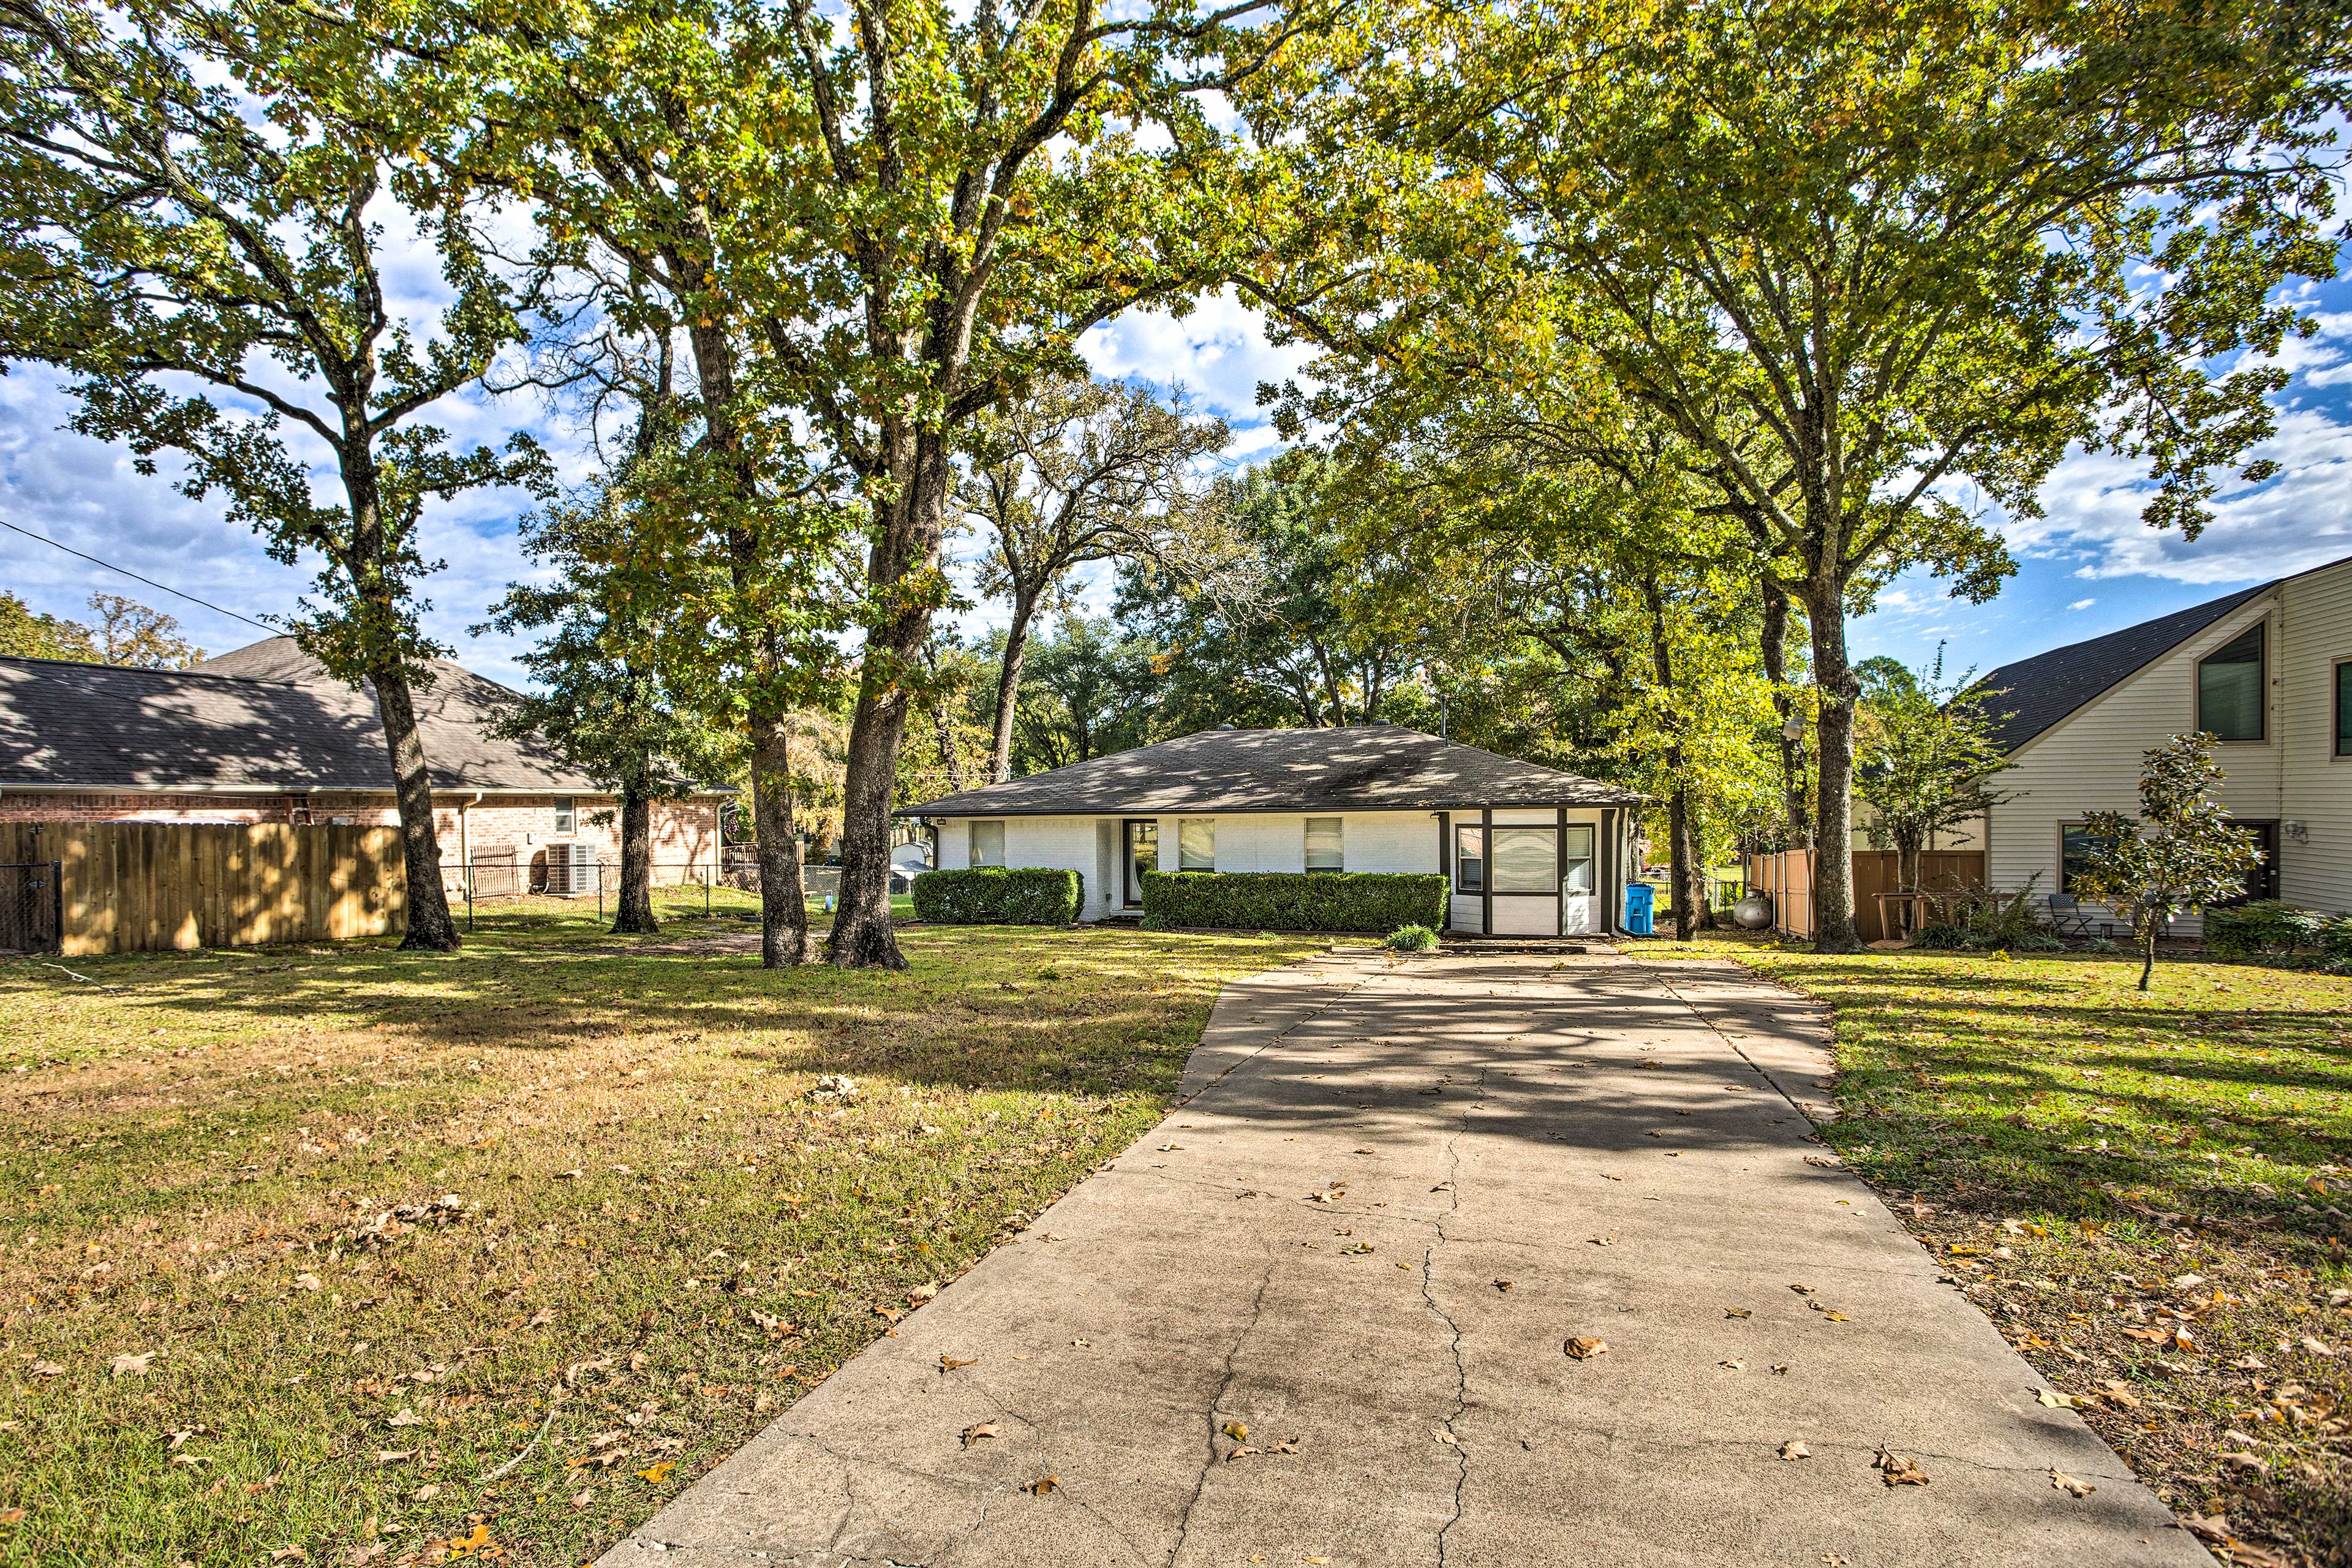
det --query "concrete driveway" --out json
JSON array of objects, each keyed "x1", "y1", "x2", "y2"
[{"x1": 601, "y1": 949, "x2": 2208, "y2": 1567}]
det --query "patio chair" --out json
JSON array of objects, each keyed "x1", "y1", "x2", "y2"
[{"x1": 2045, "y1": 892, "x2": 2093, "y2": 937}]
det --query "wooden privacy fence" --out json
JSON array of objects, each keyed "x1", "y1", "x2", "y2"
[
  {"x1": 0, "y1": 822, "x2": 406, "y2": 956},
  {"x1": 1743, "y1": 848, "x2": 1986, "y2": 944}
]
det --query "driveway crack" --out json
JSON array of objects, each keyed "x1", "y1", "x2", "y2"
[
  {"x1": 1164, "y1": 1252, "x2": 1278, "y2": 1567},
  {"x1": 1421, "y1": 1064, "x2": 1485, "y2": 1568}
]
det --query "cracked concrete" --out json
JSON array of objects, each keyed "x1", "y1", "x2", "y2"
[{"x1": 598, "y1": 948, "x2": 2211, "y2": 1568}]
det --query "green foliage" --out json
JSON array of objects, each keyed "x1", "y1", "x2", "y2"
[
  {"x1": 1856, "y1": 650, "x2": 2012, "y2": 888},
  {"x1": 2205, "y1": 900, "x2": 2330, "y2": 961},
  {"x1": 2072, "y1": 734, "x2": 2263, "y2": 989},
  {"x1": 0, "y1": 590, "x2": 96, "y2": 662},
  {"x1": 1140, "y1": 870, "x2": 1447, "y2": 933},
  {"x1": 1909, "y1": 878, "x2": 2053, "y2": 951},
  {"x1": 910, "y1": 867, "x2": 1084, "y2": 926},
  {"x1": 2324, "y1": 916, "x2": 2352, "y2": 966},
  {"x1": 1384, "y1": 924, "x2": 1439, "y2": 952}
]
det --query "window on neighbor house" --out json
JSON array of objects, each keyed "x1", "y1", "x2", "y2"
[
  {"x1": 2061, "y1": 823, "x2": 2119, "y2": 894},
  {"x1": 1178, "y1": 818, "x2": 1216, "y2": 872},
  {"x1": 1304, "y1": 816, "x2": 1344, "y2": 873},
  {"x1": 2337, "y1": 660, "x2": 2352, "y2": 758},
  {"x1": 2196, "y1": 622, "x2": 2266, "y2": 741},
  {"x1": 1562, "y1": 824, "x2": 1596, "y2": 895},
  {"x1": 553, "y1": 796, "x2": 576, "y2": 834},
  {"x1": 1455, "y1": 826, "x2": 1485, "y2": 894},
  {"x1": 970, "y1": 820, "x2": 1005, "y2": 867}
]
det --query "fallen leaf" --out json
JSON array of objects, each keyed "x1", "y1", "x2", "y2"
[
  {"x1": 1779, "y1": 1441, "x2": 1811, "y2": 1460},
  {"x1": 109, "y1": 1352, "x2": 155, "y2": 1378},
  {"x1": 1223, "y1": 1421, "x2": 1250, "y2": 1442},
  {"x1": 1724, "y1": 1307, "x2": 1752, "y2": 1319},
  {"x1": 27, "y1": 1362, "x2": 61, "y2": 1378},
  {"x1": 292, "y1": 1273, "x2": 322, "y2": 1292},
  {"x1": 385, "y1": 1409, "x2": 423, "y2": 1428},
  {"x1": 0, "y1": 1508, "x2": 21, "y2": 1525},
  {"x1": 1875, "y1": 1447, "x2": 1929, "y2": 1487},
  {"x1": 940, "y1": 1354, "x2": 978, "y2": 1372},
  {"x1": 1770, "y1": 1363, "x2": 1792, "y2": 1374},
  {"x1": 268, "y1": 1548, "x2": 307, "y2": 1563},
  {"x1": 638, "y1": 1461, "x2": 674, "y2": 1483},
  {"x1": 1719, "y1": 1359, "x2": 1746, "y2": 1371},
  {"x1": 1563, "y1": 1336, "x2": 1608, "y2": 1360},
  {"x1": 409, "y1": 1484, "x2": 439, "y2": 1502},
  {"x1": 1588, "y1": 1235, "x2": 1616, "y2": 1247},
  {"x1": 1025, "y1": 1474, "x2": 1058, "y2": 1495},
  {"x1": 571, "y1": 1489, "x2": 594, "y2": 1509},
  {"x1": 2035, "y1": 1390, "x2": 2078, "y2": 1409},
  {"x1": 527, "y1": 1308, "x2": 557, "y2": 1329},
  {"x1": 2050, "y1": 1469, "x2": 2095, "y2": 1498},
  {"x1": 374, "y1": 1450, "x2": 413, "y2": 1464},
  {"x1": 960, "y1": 1422, "x2": 1000, "y2": 1447}
]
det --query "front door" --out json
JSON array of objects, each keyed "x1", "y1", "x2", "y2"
[
  {"x1": 2225, "y1": 820, "x2": 2281, "y2": 904},
  {"x1": 1123, "y1": 819, "x2": 1158, "y2": 908}
]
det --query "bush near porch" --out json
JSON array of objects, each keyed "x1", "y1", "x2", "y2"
[
  {"x1": 908, "y1": 866, "x2": 1084, "y2": 925},
  {"x1": 0, "y1": 911, "x2": 1317, "y2": 1568},
  {"x1": 1139, "y1": 869, "x2": 1447, "y2": 933}
]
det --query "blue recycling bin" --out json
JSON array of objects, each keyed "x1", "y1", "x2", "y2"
[{"x1": 1624, "y1": 883, "x2": 1655, "y2": 936}]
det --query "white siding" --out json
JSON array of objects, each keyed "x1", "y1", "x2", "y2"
[
  {"x1": 1988, "y1": 558, "x2": 2352, "y2": 930},
  {"x1": 2282, "y1": 560, "x2": 2352, "y2": 913}
]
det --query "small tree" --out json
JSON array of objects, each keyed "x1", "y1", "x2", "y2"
[
  {"x1": 2071, "y1": 734, "x2": 2261, "y2": 991},
  {"x1": 1855, "y1": 650, "x2": 2011, "y2": 911}
]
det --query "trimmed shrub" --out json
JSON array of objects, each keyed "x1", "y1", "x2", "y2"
[
  {"x1": 2204, "y1": 899, "x2": 2326, "y2": 959},
  {"x1": 1385, "y1": 924, "x2": 1439, "y2": 952},
  {"x1": 1140, "y1": 870, "x2": 1447, "y2": 933},
  {"x1": 910, "y1": 866, "x2": 1084, "y2": 925},
  {"x1": 2324, "y1": 914, "x2": 2352, "y2": 964}
]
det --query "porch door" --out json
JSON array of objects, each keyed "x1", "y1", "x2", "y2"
[
  {"x1": 1123, "y1": 819, "x2": 1159, "y2": 908},
  {"x1": 2226, "y1": 820, "x2": 2281, "y2": 904},
  {"x1": 1488, "y1": 825, "x2": 1559, "y2": 935}
]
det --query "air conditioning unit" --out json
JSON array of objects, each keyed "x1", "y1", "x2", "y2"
[{"x1": 546, "y1": 840, "x2": 597, "y2": 895}]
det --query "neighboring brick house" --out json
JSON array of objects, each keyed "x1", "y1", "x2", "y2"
[{"x1": 0, "y1": 637, "x2": 727, "y2": 892}]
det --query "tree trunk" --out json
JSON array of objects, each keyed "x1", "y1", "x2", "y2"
[
  {"x1": 2139, "y1": 927, "x2": 2157, "y2": 990},
  {"x1": 829, "y1": 431, "x2": 954, "y2": 971},
  {"x1": 1799, "y1": 576, "x2": 1864, "y2": 953},
  {"x1": 1761, "y1": 578, "x2": 1811, "y2": 848},
  {"x1": 747, "y1": 710, "x2": 813, "y2": 967},
  {"x1": 612, "y1": 781, "x2": 659, "y2": 935},
  {"x1": 370, "y1": 660, "x2": 461, "y2": 951},
  {"x1": 1668, "y1": 786, "x2": 1700, "y2": 942},
  {"x1": 989, "y1": 592, "x2": 1038, "y2": 784}
]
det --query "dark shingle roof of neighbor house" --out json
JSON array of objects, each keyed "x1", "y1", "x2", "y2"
[
  {"x1": 0, "y1": 636, "x2": 611, "y2": 793},
  {"x1": 899, "y1": 725, "x2": 1642, "y2": 816},
  {"x1": 1970, "y1": 581, "x2": 2281, "y2": 754}
]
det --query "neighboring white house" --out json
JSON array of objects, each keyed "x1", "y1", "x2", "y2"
[
  {"x1": 898, "y1": 724, "x2": 1644, "y2": 937},
  {"x1": 1973, "y1": 551, "x2": 2352, "y2": 932}
]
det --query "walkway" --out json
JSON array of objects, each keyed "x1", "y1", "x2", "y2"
[{"x1": 600, "y1": 949, "x2": 2207, "y2": 1567}]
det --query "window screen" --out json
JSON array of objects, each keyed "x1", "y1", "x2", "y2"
[
  {"x1": 1562, "y1": 824, "x2": 1596, "y2": 894},
  {"x1": 1178, "y1": 818, "x2": 1216, "y2": 872},
  {"x1": 2337, "y1": 661, "x2": 2351, "y2": 758},
  {"x1": 553, "y1": 796, "x2": 575, "y2": 834},
  {"x1": 1304, "y1": 817, "x2": 1343, "y2": 872},
  {"x1": 2196, "y1": 623, "x2": 2265, "y2": 741},
  {"x1": 1455, "y1": 826, "x2": 1485, "y2": 894},
  {"x1": 1490, "y1": 827, "x2": 1556, "y2": 892},
  {"x1": 970, "y1": 820, "x2": 1005, "y2": 867}
]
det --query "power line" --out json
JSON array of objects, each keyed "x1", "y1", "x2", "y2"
[{"x1": 0, "y1": 516, "x2": 281, "y2": 635}]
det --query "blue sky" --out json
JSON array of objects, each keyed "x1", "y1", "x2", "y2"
[{"x1": 3, "y1": 274, "x2": 2347, "y2": 692}]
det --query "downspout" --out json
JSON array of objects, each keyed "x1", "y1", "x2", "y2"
[{"x1": 459, "y1": 792, "x2": 482, "y2": 876}]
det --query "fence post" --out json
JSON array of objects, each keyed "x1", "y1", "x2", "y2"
[
  {"x1": 49, "y1": 859, "x2": 62, "y2": 956},
  {"x1": 597, "y1": 862, "x2": 604, "y2": 925}
]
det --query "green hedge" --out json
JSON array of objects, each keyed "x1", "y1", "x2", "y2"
[
  {"x1": 1140, "y1": 870, "x2": 1447, "y2": 933},
  {"x1": 910, "y1": 867, "x2": 1084, "y2": 925},
  {"x1": 2205, "y1": 899, "x2": 2329, "y2": 959}
]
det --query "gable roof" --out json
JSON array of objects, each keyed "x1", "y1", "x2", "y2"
[
  {"x1": 899, "y1": 725, "x2": 1641, "y2": 816},
  {"x1": 1, "y1": 637, "x2": 605, "y2": 794},
  {"x1": 1972, "y1": 581, "x2": 2279, "y2": 754}
]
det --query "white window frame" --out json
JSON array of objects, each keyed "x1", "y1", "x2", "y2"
[
  {"x1": 1178, "y1": 817, "x2": 1216, "y2": 872},
  {"x1": 553, "y1": 796, "x2": 576, "y2": 835},
  {"x1": 969, "y1": 820, "x2": 1006, "y2": 867},
  {"x1": 1304, "y1": 816, "x2": 1344, "y2": 873}
]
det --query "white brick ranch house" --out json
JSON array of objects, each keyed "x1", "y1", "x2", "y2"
[{"x1": 899, "y1": 724, "x2": 1644, "y2": 937}]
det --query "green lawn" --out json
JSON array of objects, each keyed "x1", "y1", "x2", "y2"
[
  {"x1": 0, "y1": 910, "x2": 1319, "y2": 1567},
  {"x1": 1653, "y1": 932, "x2": 2352, "y2": 1568}
]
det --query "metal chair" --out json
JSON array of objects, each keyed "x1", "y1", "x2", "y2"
[{"x1": 2046, "y1": 892, "x2": 2093, "y2": 937}]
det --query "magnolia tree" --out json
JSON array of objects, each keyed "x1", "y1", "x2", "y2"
[
  {"x1": 2071, "y1": 733, "x2": 2261, "y2": 992},
  {"x1": 1855, "y1": 652, "x2": 2011, "y2": 909}
]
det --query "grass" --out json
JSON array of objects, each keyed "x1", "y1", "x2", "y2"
[
  {"x1": 1647, "y1": 930, "x2": 2352, "y2": 1568},
  {"x1": 0, "y1": 901, "x2": 1319, "y2": 1567}
]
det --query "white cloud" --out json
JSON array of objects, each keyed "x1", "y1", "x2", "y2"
[
  {"x1": 2068, "y1": 597, "x2": 2095, "y2": 610},
  {"x1": 2007, "y1": 407, "x2": 2352, "y2": 586}
]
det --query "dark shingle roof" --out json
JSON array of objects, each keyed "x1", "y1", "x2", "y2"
[
  {"x1": 0, "y1": 637, "x2": 603, "y2": 793},
  {"x1": 1972, "y1": 582, "x2": 2276, "y2": 754},
  {"x1": 899, "y1": 725, "x2": 1641, "y2": 816}
]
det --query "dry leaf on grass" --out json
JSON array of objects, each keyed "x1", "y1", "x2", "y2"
[
  {"x1": 2050, "y1": 1469, "x2": 2095, "y2": 1498},
  {"x1": 385, "y1": 1409, "x2": 423, "y2": 1428},
  {"x1": 108, "y1": 1352, "x2": 154, "y2": 1378},
  {"x1": 527, "y1": 1308, "x2": 557, "y2": 1329},
  {"x1": 27, "y1": 1362, "x2": 61, "y2": 1378},
  {"x1": 1563, "y1": 1336, "x2": 1608, "y2": 1360},
  {"x1": 1779, "y1": 1441, "x2": 1811, "y2": 1460},
  {"x1": 1874, "y1": 1447, "x2": 1929, "y2": 1486},
  {"x1": 374, "y1": 1450, "x2": 413, "y2": 1464},
  {"x1": 638, "y1": 1461, "x2": 674, "y2": 1483}
]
